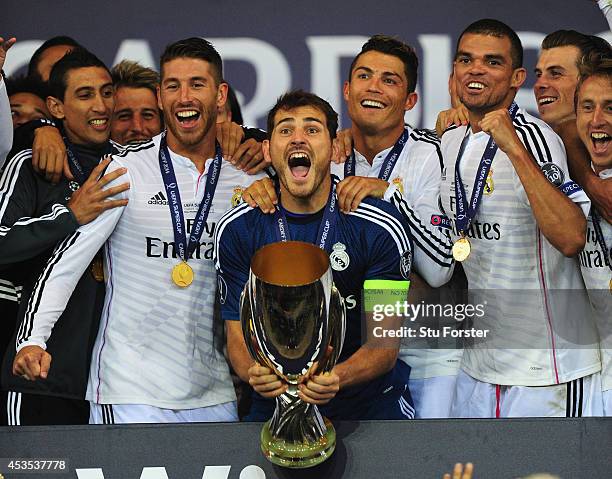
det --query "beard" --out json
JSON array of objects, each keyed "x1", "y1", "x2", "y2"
[{"x1": 164, "y1": 104, "x2": 217, "y2": 148}]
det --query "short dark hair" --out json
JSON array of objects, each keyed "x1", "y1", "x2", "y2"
[
  {"x1": 542, "y1": 30, "x2": 611, "y2": 70},
  {"x1": 47, "y1": 48, "x2": 110, "y2": 101},
  {"x1": 111, "y1": 60, "x2": 159, "y2": 96},
  {"x1": 349, "y1": 35, "x2": 419, "y2": 93},
  {"x1": 267, "y1": 90, "x2": 338, "y2": 140},
  {"x1": 27, "y1": 35, "x2": 81, "y2": 81},
  {"x1": 6, "y1": 74, "x2": 48, "y2": 101},
  {"x1": 160, "y1": 37, "x2": 223, "y2": 85},
  {"x1": 457, "y1": 18, "x2": 523, "y2": 69}
]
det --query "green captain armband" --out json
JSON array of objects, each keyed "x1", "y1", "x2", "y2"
[{"x1": 363, "y1": 279, "x2": 410, "y2": 313}]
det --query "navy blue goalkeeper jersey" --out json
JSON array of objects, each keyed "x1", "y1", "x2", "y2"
[
  {"x1": 215, "y1": 185, "x2": 412, "y2": 361},
  {"x1": 214, "y1": 177, "x2": 414, "y2": 418}
]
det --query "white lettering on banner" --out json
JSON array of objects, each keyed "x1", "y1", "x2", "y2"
[
  {"x1": 113, "y1": 39, "x2": 156, "y2": 69},
  {"x1": 239, "y1": 465, "x2": 266, "y2": 479},
  {"x1": 417, "y1": 34, "x2": 452, "y2": 128},
  {"x1": 8, "y1": 31, "x2": 610, "y2": 127},
  {"x1": 202, "y1": 465, "x2": 231, "y2": 479},
  {"x1": 3, "y1": 40, "x2": 43, "y2": 76},
  {"x1": 306, "y1": 35, "x2": 368, "y2": 126},
  {"x1": 210, "y1": 37, "x2": 291, "y2": 127},
  {"x1": 75, "y1": 465, "x2": 266, "y2": 479}
]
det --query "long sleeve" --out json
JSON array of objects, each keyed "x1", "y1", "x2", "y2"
[
  {"x1": 15, "y1": 160, "x2": 129, "y2": 351},
  {"x1": 384, "y1": 145, "x2": 454, "y2": 287},
  {"x1": 0, "y1": 150, "x2": 79, "y2": 267},
  {"x1": 0, "y1": 77, "x2": 13, "y2": 171}
]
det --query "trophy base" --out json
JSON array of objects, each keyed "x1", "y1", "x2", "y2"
[{"x1": 261, "y1": 417, "x2": 336, "y2": 468}]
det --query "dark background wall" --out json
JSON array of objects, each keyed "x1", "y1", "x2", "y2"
[{"x1": 2, "y1": 0, "x2": 609, "y2": 128}]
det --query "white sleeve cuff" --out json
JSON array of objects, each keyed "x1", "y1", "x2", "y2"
[{"x1": 16, "y1": 340, "x2": 48, "y2": 353}]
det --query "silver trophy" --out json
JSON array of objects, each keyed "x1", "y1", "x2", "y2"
[{"x1": 240, "y1": 241, "x2": 346, "y2": 468}]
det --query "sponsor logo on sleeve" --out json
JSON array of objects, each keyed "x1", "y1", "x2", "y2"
[{"x1": 431, "y1": 214, "x2": 452, "y2": 230}]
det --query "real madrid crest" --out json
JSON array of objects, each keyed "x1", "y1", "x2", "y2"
[
  {"x1": 392, "y1": 177, "x2": 404, "y2": 194},
  {"x1": 484, "y1": 169, "x2": 494, "y2": 196},
  {"x1": 330, "y1": 242, "x2": 350, "y2": 271},
  {"x1": 231, "y1": 186, "x2": 244, "y2": 207}
]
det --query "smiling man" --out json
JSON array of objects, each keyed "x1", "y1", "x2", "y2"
[
  {"x1": 534, "y1": 30, "x2": 612, "y2": 223},
  {"x1": 110, "y1": 60, "x2": 162, "y2": 145},
  {"x1": 215, "y1": 90, "x2": 415, "y2": 421},
  {"x1": 10, "y1": 38, "x2": 264, "y2": 424},
  {"x1": 575, "y1": 54, "x2": 612, "y2": 416},
  {"x1": 0, "y1": 48, "x2": 130, "y2": 425},
  {"x1": 440, "y1": 19, "x2": 601, "y2": 418}
]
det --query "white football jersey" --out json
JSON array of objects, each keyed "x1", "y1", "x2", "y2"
[
  {"x1": 579, "y1": 168, "x2": 612, "y2": 391},
  {"x1": 440, "y1": 109, "x2": 600, "y2": 386},
  {"x1": 332, "y1": 126, "x2": 459, "y2": 379},
  {"x1": 17, "y1": 133, "x2": 264, "y2": 409}
]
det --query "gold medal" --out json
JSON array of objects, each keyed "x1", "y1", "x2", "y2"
[
  {"x1": 452, "y1": 236, "x2": 471, "y2": 262},
  {"x1": 172, "y1": 262, "x2": 194, "y2": 287},
  {"x1": 90, "y1": 256, "x2": 105, "y2": 282}
]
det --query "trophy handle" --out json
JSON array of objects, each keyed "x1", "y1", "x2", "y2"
[{"x1": 319, "y1": 285, "x2": 346, "y2": 373}]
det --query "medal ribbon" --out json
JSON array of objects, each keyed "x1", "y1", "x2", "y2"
[
  {"x1": 158, "y1": 133, "x2": 223, "y2": 263},
  {"x1": 454, "y1": 102, "x2": 519, "y2": 234},
  {"x1": 273, "y1": 176, "x2": 339, "y2": 253},
  {"x1": 63, "y1": 138, "x2": 90, "y2": 185},
  {"x1": 344, "y1": 128, "x2": 409, "y2": 180},
  {"x1": 591, "y1": 209, "x2": 612, "y2": 272}
]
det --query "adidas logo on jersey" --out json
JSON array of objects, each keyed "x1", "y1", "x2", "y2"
[{"x1": 148, "y1": 192, "x2": 168, "y2": 205}]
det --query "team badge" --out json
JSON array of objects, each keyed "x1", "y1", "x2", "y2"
[
  {"x1": 400, "y1": 250, "x2": 412, "y2": 279},
  {"x1": 392, "y1": 177, "x2": 404, "y2": 194},
  {"x1": 330, "y1": 242, "x2": 350, "y2": 271},
  {"x1": 484, "y1": 169, "x2": 494, "y2": 196},
  {"x1": 541, "y1": 163, "x2": 565, "y2": 187},
  {"x1": 231, "y1": 186, "x2": 244, "y2": 207}
]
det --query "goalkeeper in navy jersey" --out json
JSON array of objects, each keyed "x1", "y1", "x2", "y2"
[{"x1": 214, "y1": 90, "x2": 415, "y2": 420}]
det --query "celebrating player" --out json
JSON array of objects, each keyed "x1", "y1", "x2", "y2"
[
  {"x1": 10, "y1": 37, "x2": 264, "y2": 424},
  {"x1": 215, "y1": 90, "x2": 415, "y2": 420},
  {"x1": 440, "y1": 19, "x2": 601, "y2": 417},
  {"x1": 575, "y1": 53, "x2": 612, "y2": 415}
]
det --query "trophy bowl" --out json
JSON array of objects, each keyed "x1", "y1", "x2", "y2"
[{"x1": 240, "y1": 241, "x2": 346, "y2": 468}]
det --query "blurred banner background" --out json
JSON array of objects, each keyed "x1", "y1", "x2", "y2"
[{"x1": 2, "y1": 0, "x2": 609, "y2": 129}]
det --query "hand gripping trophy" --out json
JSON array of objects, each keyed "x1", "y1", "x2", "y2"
[{"x1": 240, "y1": 240, "x2": 346, "y2": 468}]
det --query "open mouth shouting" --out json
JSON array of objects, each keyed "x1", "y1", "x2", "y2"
[
  {"x1": 175, "y1": 109, "x2": 201, "y2": 129},
  {"x1": 288, "y1": 150, "x2": 311, "y2": 180},
  {"x1": 590, "y1": 131, "x2": 611, "y2": 155},
  {"x1": 360, "y1": 99, "x2": 386, "y2": 110}
]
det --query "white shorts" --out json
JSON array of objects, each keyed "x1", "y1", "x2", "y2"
[
  {"x1": 450, "y1": 370, "x2": 603, "y2": 418},
  {"x1": 89, "y1": 401, "x2": 238, "y2": 424},
  {"x1": 603, "y1": 389, "x2": 612, "y2": 416},
  {"x1": 409, "y1": 375, "x2": 457, "y2": 418}
]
